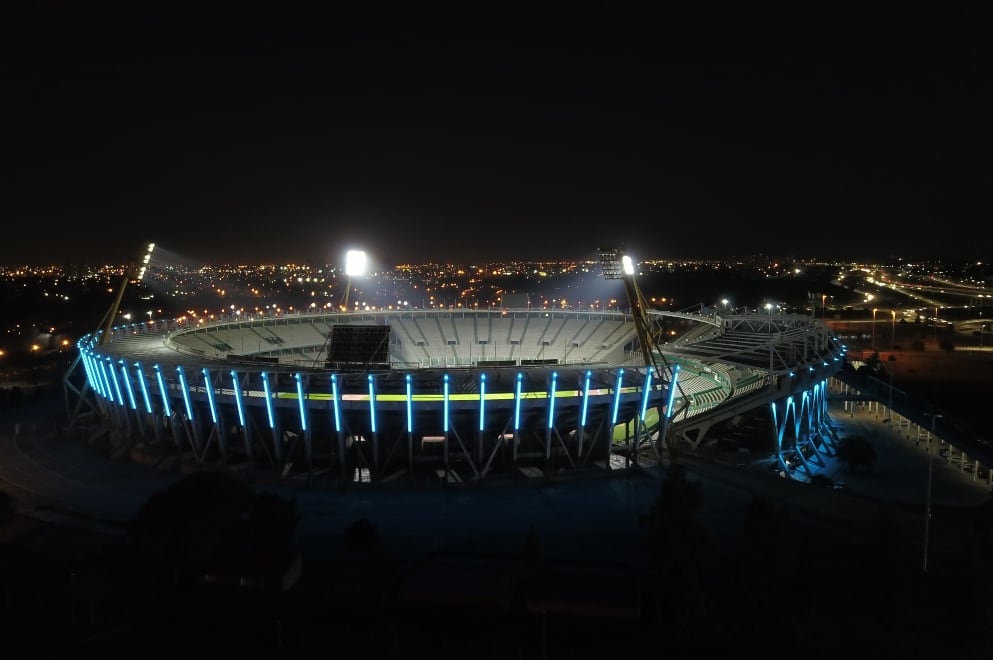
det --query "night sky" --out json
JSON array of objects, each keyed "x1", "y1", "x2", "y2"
[{"x1": 4, "y1": 4, "x2": 990, "y2": 267}]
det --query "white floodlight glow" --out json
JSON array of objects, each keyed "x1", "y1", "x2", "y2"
[
  {"x1": 345, "y1": 250, "x2": 367, "y2": 276},
  {"x1": 622, "y1": 255, "x2": 635, "y2": 275}
]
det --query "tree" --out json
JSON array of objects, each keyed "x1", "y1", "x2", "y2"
[
  {"x1": 640, "y1": 463, "x2": 711, "y2": 642},
  {"x1": 128, "y1": 469, "x2": 256, "y2": 586},
  {"x1": 835, "y1": 435, "x2": 877, "y2": 472}
]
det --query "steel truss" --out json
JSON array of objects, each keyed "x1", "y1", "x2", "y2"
[{"x1": 75, "y1": 349, "x2": 667, "y2": 486}]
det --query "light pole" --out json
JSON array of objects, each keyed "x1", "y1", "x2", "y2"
[
  {"x1": 872, "y1": 308, "x2": 878, "y2": 350},
  {"x1": 886, "y1": 360, "x2": 894, "y2": 427},
  {"x1": 890, "y1": 310, "x2": 896, "y2": 350},
  {"x1": 342, "y1": 249, "x2": 367, "y2": 311},
  {"x1": 923, "y1": 413, "x2": 943, "y2": 572},
  {"x1": 821, "y1": 294, "x2": 827, "y2": 318}
]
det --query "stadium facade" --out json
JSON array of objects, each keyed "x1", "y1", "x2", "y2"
[{"x1": 66, "y1": 307, "x2": 847, "y2": 486}]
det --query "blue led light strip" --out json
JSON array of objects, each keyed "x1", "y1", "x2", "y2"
[{"x1": 202, "y1": 368, "x2": 218, "y2": 424}]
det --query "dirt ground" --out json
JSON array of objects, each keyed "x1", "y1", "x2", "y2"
[{"x1": 831, "y1": 322, "x2": 993, "y2": 433}]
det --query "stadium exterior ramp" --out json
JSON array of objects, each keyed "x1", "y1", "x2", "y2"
[
  {"x1": 652, "y1": 311, "x2": 847, "y2": 480},
  {"x1": 66, "y1": 309, "x2": 845, "y2": 486}
]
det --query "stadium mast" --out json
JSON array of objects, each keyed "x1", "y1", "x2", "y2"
[
  {"x1": 63, "y1": 242, "x2": 156, "y2": 429},
  {"x1": 599, "y1": 246, "x2": 688, "y2": 462}
]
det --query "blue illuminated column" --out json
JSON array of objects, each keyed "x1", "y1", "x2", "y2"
[
  {"x1": 295, "y1": 373, "x2": 310, "y2": 468},
  {"x1": 546, "y1": 371, "x2": 558, "y2": 460},
  {"x1": 261, "y1": 371, "x2": 275, "y2": 429},
  {"x1": 640, "y1": 368, "x2": 653, "y2": 422},
  {"x1": 331, "y1": 373, "x2": 345, "y2": 483},
  {"x1": 665, "y1": 365, "x2": 681, "y2": 419},
  {"x1": 202, "y1": 368, "x2": 219, "y2": 425},
  {"x1": 443, "y1": 373, "x2": 450, "y2": 467},
  {"x1": 153, "y1": 364, "x2": 172, "y2": 417},
  {"x1": 580, "y1": 370, "x2": 592, "y2": 428},
  {"x1": 330, "y1": 374, "x2": 342, "y2": 433},
  {"x1": 479, "y1": 373, "x2": 487, "y2": 432},
  {"x1": 478, "y1": 373, "x2": 486, "y2": 463},
  {"x1": 230, "y1": 370, "x2": 246, "y2": 427},
  {"x1": 176, "y1": 366, "x2": 194, "y2": 421},
  {"x1": 82, "y1": 353, "x2": 106, "y2": 400},
  {"x1": 134, "y1": 362, "x2": 153, "y2": 415},
  {"x1": 443, "y1": 373, "x2": 450, "y2": 433},
  {"x1": 405, "y1": 374, "x2": 413, "y2": 434},
  {"x1": 405, "y1": 373, "x2": 414, "y2": 467},
  {"x1": 578, "y1": 370, "x2": 591, "y2": 456},
  {"x1": 106, "y1": 358, "x2": 124, "y2": 407},
  {"x1": 261, "y1": 371, "x2": 280, "y2": 463},
  {"x1": 513, "y1": 372, "x2": 523, "y2": 461},
  {"x1": 367, "y1": 374, "x2": 377, "y2": 433},
  {"x1": 368, "y1": 373, "x2": 379, "y2": 471},
  {"x1": 295, "y1": 373, "x2": 307, "y2": 432},
  {"x1": 611, "y1": 368, "x2": 624, "y2": 426},
  {"x1": 97, "y1": 360, "x2": 114, "y2": 403},
  {"x1": 119, "y1": 360, "x2": 138, "y2": 411},
  {"x1": 513, "y1": 372, "x2": 523, "y2": 432}
]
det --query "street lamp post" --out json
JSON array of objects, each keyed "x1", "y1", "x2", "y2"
[
  {"x1": 891, "y1": 310, "x2": 896, "y2": 349},
  {"x1": 822, "y1": 294, "x2": 827, "y2": 318},
  {"x1": 923, "y1": 413, "x2": 943, "y2": 572},
  {"x1": 872, "y1": 308, "x2": 878, "y2": 351}
]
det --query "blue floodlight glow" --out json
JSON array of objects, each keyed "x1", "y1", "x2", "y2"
[
  {"x1": 479, "y1": 373, "x2": 486, "y2": 431},
  {"x1": 202, "y1": 368, "x2": 218, "y2": 424},
  {"x1": 580, "y1": 370, "x2": 592, "y2": 427},
  {"x1": 405, "y1": 374, "x2": 413, "y2": 434},
  {"x1": 119, "y1": 360, "x2": 138, "y2": 410},
  {"x1": 368, "y1": 374, "x2": 377, "y2": 433},
  {"x1": 230, "y1": 370, "x2": 246, "y2": 426},
  {"x1": 611, "y1": 368, "x2": 624, "y2": 425},
  {"x1": 295, "y1": 373, "x2": 307, "y2": 432},
  {"x1": 176, "y1": 366, "x2": 194, "y2": 420},
  {"x1": 261, "y1": 371, "x2": 275, "y2": 429},
  {"x1": 547, "y1": 371, "x2": 558, "y2": 428},
  {"x1": 106, "y1": 358, "x2": 124, "y2": 407},
  {"x1": 153, "y1": 364, "x2": 171, "y2": 416},
  {"x1": 443, "y1": 373, "x2": 450, "y2": 432},
  {"x1": 330, "y1": 374, "x2": 341, "y2": 433},
  {"x1": 134, "y1": 362, "x2": 153, "y2": 414},
  {"x1": 514, "y1": 372, "x2": 523, "y2": 431},
  {"x1": 640, "y1": 368, "x2": 653, "y2": 421}
]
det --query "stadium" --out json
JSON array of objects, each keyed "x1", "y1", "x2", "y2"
[{"x1": 63, "y1": 247, "x2": 848, "y2": 487}]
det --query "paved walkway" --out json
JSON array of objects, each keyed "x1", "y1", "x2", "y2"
[{"x1": 2, "y1": 390, "x2": 990, "y2": 582}]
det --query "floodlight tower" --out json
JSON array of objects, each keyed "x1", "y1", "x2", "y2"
[
  {"x1": 97, "y1": 242, "x2": 156, "y2": 345},
  {"x1": 599, "y1": 246, "x2": 687, "y2": 462},
  {"x1": 341, "y1": 249, "x2": 367, "y2": 311},
  {"x1": 315, "y1": 249, "x2": 368, "y2": 367},
  {"x1": 64, "y1": 241, "x2": 156, "y2": 428}
]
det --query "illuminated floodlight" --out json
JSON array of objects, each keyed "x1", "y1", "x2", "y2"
[
  {"x1": 341, "y1": 249, "x2": 368, "y2": 310},
  {"x1": 622, "y1": 255, "x2": 635, "y2": 276},
  {"x1": 598, "y1": 247, "x2": 624, "y2": 280},
  {"x1": 137, "y1": 242, "x2": 156, "y2": 282},
  {"x1": 345, "y1": 249, "x2": 367, "y2": 276}
]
